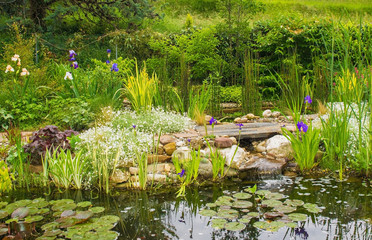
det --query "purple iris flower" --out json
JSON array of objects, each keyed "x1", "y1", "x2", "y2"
[
  {"x1": 132, "y1": 125, "x2": 136, "y2": 129},
  {"x1": 297, "y1": 121, "x2": 308, "y2": 133},
  {"x1": 111, "y1": 63, "x2": 119, "y2": 72},
  {"x1": 106, "y1": 60, "x2": 110, "y2": 64},
  {"x1": 69, "y1": 57, "x2": 76, "y2": 61},
  {"x1": 69, "y1": 50, "x2": 77, "y2": 58},
  {"x1": 304, "y1": 95, "x2": 312, "y2": 104},
  {"x1": 177, "y1": 169, "x2": 185, "y2": 177},
  {"x1": 70, "y1": 61, "x2": 78, "y2": 69},
  {"x1": 107, "y1": 49, "x2": 111, "y2": 53},
  {"x1": 187, "y1": 139, "x2": 191, "y2": 143},
  {"x1": 209, "y1": 117, "x2": 217, "y2": 125},
  {"x1": 236, "y1": 123, "x2": 244, "y2": 130}
]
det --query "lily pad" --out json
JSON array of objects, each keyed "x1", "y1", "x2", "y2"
[
  {"x1": 232, "y1": 200, "x2": 253, "y2": 209},
  {"x1": 11, "y1": 207, "x2": 30, "y2": 219},
  {"x1": 25, "y1": 215, "x2": 44, "y2": 223},
  {"x1": 14, "y1": 199, "x2": 32, "y2": 207},
  {"x1": 274, "y1": 205, "x2": 296, "y2": 213},
  {"x1": 304, "y1": 203, "x2": 322, "y2": 213},
  {"x1": 284, "y1": 199, "x2": 304, "y2": 207},
  {"x1": 5, "y1": 218, "x2": 19, "y2": 224},
  {"x1": 211, "y1": 218, "x2": 226, "y2": 229},
  {"x1": 264, "y1": 212, "x2": 284, "y2": 219},
  {"x1": 77, "y1": 201, "x2": 92, "y2": 208},
  {"x1": 256, "y1": 190, "x2": 271, "y2": 196},
  {"x1": 266, "y1": 221, "x2": 286, "y2": 231},
  {"x1": 225, "y1": 222, "x2": 246, "y2": 231},
  {"x1": 0, "y1": 202, "x2": 8, "y2": 209},
  {"x1": 75, "y1": 211, "x2": 94, "y2": 220},
  {"x1": 99, "y1": 215, "x2": 120, "y2": 224},
  {"x1": 35, "y1": 236, "x2": 57, "y2": 240},
  {"x1": 98, "y1": 230, "x2": 118, "y2": 240},
  {"x1": 253, "y1": 221, "x2": 270, "y2": 229},
  {"x1": 0, "y1": 227, "x2": 8, "y2": 236},
  {"x1": 89, "y1": 207, "x2": 105, "y2": 214},
  {"x1": 39, "y1": 208, "x2": 50, "y2": 215},
  {"x1": 0, "y1": 210, "x2": 8, "y2": 219},
  {"x1": 239, "y1": 218, "x2": 251, "y2": 224},
  {"x1": 50, "y1": 199, "x2": 74, "y2": 206},
  {"x1": 247, "y1": 212, "x2": 259, "y2": 218},
  {"x1": 43, "y1": 229, "x2": 63, "y2": 237},
  {"x1": 61, "y1": 210, "x2": 76, "y2": 218},
  {"x1": 206, "y1": 203, "x2": 217, "y2": 208},
  {"x1": 265, "y1": 192, "x2": 285, "y2": 200},
  {"x1": 199, "y1": 209, "x2": 217, "y2": 217},
  {"x1": 217, "y1": 209, "x2": 239, "y2": 219},
  {"x1": 286, "y1": 222, "x2": 298, "y2": 228},
  {"x1": 52, "y1": 203, "x2": 77, "y2": 212},
  {"x1": 219, "y1": 205, "x2": 231, "y2": 210},
  {"x1": 288, "y1": 213, "x2": 307, "y2": 221},
  {"x1": 233, "y1": 192, "x2": 252, "y2": 200},
  {"x1": 261, "y1": 199, "x2": 283, "y2": 208},
  {"x1": 41, "y1": 222, "x2": 60, "y2": 231},
  {"x1": 215, "y1": 200, "x2": 232, "y2": 207},
  {"x1": 217, "y1": 196, "x2": 234, "y2": 202}
]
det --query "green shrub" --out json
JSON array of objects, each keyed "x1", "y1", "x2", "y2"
[
  {"x1": 219, "y1": 85, "x2": 242, "y2": 104},
  {"x1": 47, "y1": 97, "x2": 94, "y2": 131}
]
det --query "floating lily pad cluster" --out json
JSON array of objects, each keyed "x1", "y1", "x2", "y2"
[
  {"x1": 199, "y1": 187, "x2": 323, "y2": 232},
  {"x1": 0, "y1": 198, "x2": 120, "y2": 240}
]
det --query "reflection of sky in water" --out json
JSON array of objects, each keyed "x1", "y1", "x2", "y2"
[{"x1": 153, "y1": 177, "x2": 371, "y2": 240}]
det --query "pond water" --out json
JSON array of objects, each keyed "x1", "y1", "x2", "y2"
[{"x1": 1, "y1": 176, "x2": 371, "y2": 240}]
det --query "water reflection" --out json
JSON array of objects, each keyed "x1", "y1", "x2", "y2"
[{"x1": 1, "y1": 177, "x2": 370, "y2": 240}]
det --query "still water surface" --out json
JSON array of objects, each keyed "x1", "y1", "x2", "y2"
[{"x1": 2, "y1": 176, "x2": 371, "y2": 240}]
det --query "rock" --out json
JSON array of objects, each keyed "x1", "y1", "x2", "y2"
[
  {"x1": 129, "y1": 167, "x2": 138, "y2": 175},
  {"x1": 153, "y1": 143, "x2": 164, "y2": 155},
  {"x1": 245, "y1": 113, "x2": 256, "y2": 120},
  {"x1": 225, "y1": 168, "x2": 238, "y2": 177},
  {"x1": 164, "y1": 142, "x2": 176, "y2": 155},
  {"x1": 147, "y1": 163, "x2": 175, "y2": 173},
  {"x1": 219, "y1": 145, "x2": 247, "y2": 169},
  {"x1": 234, "y1": 118, "x2": 247, "y2": 123},
  {"x1": 160, "y1": 135, "x2": 176, "y2": 145},
  {"x1": 190, "y1": 137, "x2": 204, "y2": 150},
  {"x1": 255, "y1": 141, "x2": 266, "y2": 153},
  {"x1": 272, "y1": 111, "x2": 281, "y2": 118},
  {"x1": 130, "y1": 175, "x2": 139, "y2": 182},
  {"x1": 173, "y1": 132, "x2": 199, "y2": 139},
  {"x1": 229, "y1": 137, "x2": 237, "y2": 145},
  {"x1": 198, "y1": 160, "x2": 213, "y2": 178},
  {"x1": 214, "y1": 137, "x2": 233, "y2": 148},
  {"x1": 110, "y1": 169, "x2": 130, "y2": 183},
  {"x1": 205, "y1": 115, "x2": 212, "y2": 123},
  {"x1": 147, "y1": 174, "x2": 166, "y2": 183},
  {"x1": 172, "y1": 147, "x2": 191, "y2": 162},
  {"x1": 176, "y1": 141, "x2": 185, "y2": 147},
  {"x1": 147, "y1": 154, "x2": 172, "y2": 164},
  {"x1": 239, "y1": 155, "x2": 286, "y2": 174},
  {"x1": 233, "y1": 117, "x2": 241, "y2": 123},
  {"x1": 262, "y1": 109, "x2": 272, "y2": 118},
  {"x1": 265, "y1": 135, "x2": 294, "y2": 159}
]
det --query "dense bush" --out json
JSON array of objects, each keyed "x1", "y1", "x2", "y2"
[{"x1": 219, "y1": 86, "x2": 242, "y2": 104}]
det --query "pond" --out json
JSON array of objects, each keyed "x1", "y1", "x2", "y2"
[{"x1": 1, "y1": 176, "x2": 371, "y2": 240}]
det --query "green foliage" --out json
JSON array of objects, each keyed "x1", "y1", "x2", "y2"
[
  {"x1": 188, "y1": 82, "x2": 212, "y2": 124},
  {"x1": 0, "y1": 107, "x2": 13, "y2": 130},
  {"x1": 47, "y1": 97, "x2": 94, "y2": 131},
  {"x1": 206, "y1": 141, "x2": 226, "y2": 181},
  {"x1": 282, "y1": 125, "x2": 321, "y2": 171},
  {"x1": 0, "y1": 161, "x2": 12, "y2": 194},
  {"x1": 219, "y1": 86, "x2": 242, "y2": 103}
]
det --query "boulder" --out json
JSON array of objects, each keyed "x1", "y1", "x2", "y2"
[
  {"x1": 265, "y1": 135, "x2": 293, "y2": 159},
  {"x1": 190, "y1": 137, "x2": 204, "y2": 150},
  {"x1": 172, "y1": 147, "x2": 191, "y2": 162},
  {"x1": 262, "y1": 109, "x2": 272, "y2": 118},
  {"x1": 147, "y1": 154, "x2": 172, "y2": 164},
  {"x1": 272, "y1": 111, "x2": 281, "y2": 118},
  {"x1": 214, "y1": 137, "x2": 233, "y2": 148},
  {"x1": 245, "y1": 113, "x2": 256, "y2": 120},
  {"x1": 160, "y1": 135, "x2": 176, "y2": 145},
  {"x1": 164, "y1": 142, "x2": 176, "y2": 155},
  {"x1": 147, "y1": 163, "x2": 175, "y2": 173},
  {"x1": 153, "y1": 143, "x2": 164, "y2": 155},
  {"x1": 219, "y1": 145, "x2": 247, "y2": 169},
  {"x1": 147, "y1": 174, "x2": 167, "y2": 183},
  {"x1": 239, "y1": 155, "x2": 286, "y2": 174},
  {"x1": 255, "y1": 141, "x2": 266, "y2": 153},
  {"x1": 198, "y1": 160, "x2": 213, "y2": 178},
  {"x1": 229, "y1": 137, "x2": 237, "y2": 145},
  {"x1": 110, "y1": 169, "x2": 130, "y2": 183},
  {"x1": 129, "y1": 167, "x2": 138, "y2": 175}
]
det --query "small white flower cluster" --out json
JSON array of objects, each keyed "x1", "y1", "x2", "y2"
[{"x1": 77, "y1": 107, "x2": 193, "y2": 167}]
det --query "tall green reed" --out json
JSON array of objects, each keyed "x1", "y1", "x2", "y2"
[
  {"x1": 242, "y1": 50, "x2": 261, "y2": 115},
  {"x1": 188, "y1": 82, "x2": 212, "y2": 125}
]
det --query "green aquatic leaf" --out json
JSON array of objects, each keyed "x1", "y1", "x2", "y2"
[
  {"x1": 75, "y1": 211, "x2": 94, "y2": 220},
  {"x1": 61, "y1": 210, "x2": 76, "y2": 218},
  {"x1": 41, "y1": 222, "x2": 60, "y2": 231},
  {"x1": 43, "y1": 229, "x2": 63, "y2": 237},
  {"x1": 265, "y1": 192, "x2": 285, "y2": 200},
  {"x1": 77, "y1": 201, "x2": 92, "y2": 208},
  {"x1": 0, "y1": 210, "x2": 8, "y2": 219},
  {"x1": 25, "y1": 215, "x2": 44, "y2": 223},
  {"x1": 274, "y1": 205, "x2": 296, "y2": 213},
  {"x1": 50, "y1": 199, "x2": 74, "y2": 206},
  {"x1": 199, "y1": 209, "x2": 217, "y2": 217},
  {"x1": 5, "y1": 218, "x2": 19, "y2": 224},
  {"x1": 284, "y1": 199, "x2": 304, "y2": 207},
  {"x1": 206, "y1": 203, "x2": 217, "y2": 208},
  {"x1": 0, "y1": 202, "x2": 8, "y2": 209},
  {"x1": 11, "y1": 207, "x2": 30, "y2": 219},
  {"x1": 99, "y1": 215, "x2": 120, "y2": 224},
  {"x1": 247, "y1": 212, "x2": 259, "y2": 218},
  {"x1": 52, "y1": 203, "x2": 77, "y2": 212},
  {"x1": 211, "y1": 218, "x2": 226, "y2": 229},
  {"x1": 303, "y1": 203, "x2": 322, "y2": 213},
  {"x1": 0, "y1": 227, "x2": 8, "y2": 236},
  {"x1": 286, "y1": 222, "x2": 298, "y2": 228},
  {"x1": 262, "y1": 199, "x2": 282, "y2": 208},
  {"x1": 256, "y1": 190, "x2": 271, "y2": 196},
  {"x1": 239, "y1": 218, "x2": 251, "y2": 223},
  {"x1": 217, "y1": 209, "x2": 239, "y2": 219},
  {"x1": 253, "y1": 221, "x2": 269, "y2": 229},
  {"x1": 232, "y1": 200, "x2": 253, "y2": 209},
  {"x1": 35, "y1": 236, "x2": 57, "y2": 240},
  {"x1": 288, "y1": 213, "x2": 307, "y2": 221},
  {"x1": 89, "y1": 207, "x2": 105, "y2": 214},
  {"x1": 233, "y1": 192, "x2": 252, "y2": 200},
  {"x1": 225, "y1": 221, "x2": 246, "y2": 231},
  {"x1": 217, "y1": 196, "x2": 234, "y2": 202}
]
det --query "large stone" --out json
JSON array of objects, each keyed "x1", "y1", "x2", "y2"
[
  {"x1": 172, "y1": 147, "x2": 191, "y2": 162},
  {"x1": 198, "y1": 159, "x2": 213, "y2": 178},
  {"x1": 219, "y1": 145, "x2": 247, "y2": 170},
  {"x1": 255, "y1": 141, "x2": 266, "y2": 153},
  {"x1": 147, "y1": 163, "x2": 175, "y2": 174},
  {"x1": 164, "y1": 142, "x2": 176, "y2": 155},
  {"x1": 190, "y1": 137, "x2": 204, "y2": 150},
  {"x1": 110, "y1": 169, "x2": 130, "y2": 183},
  {"x1": 238, "y1": 155, "x2": 286, "y2": 174},
  {"x1": 160, "y1": 135, "x2": 176, "y2": 145},
  {"x1": 262, "y1": 109, "x2": 272, "y2": 118},
  {"x1": 214, "y1": 137, "x2": 233, "y2": 148},
  {"x1": 153, "y1": 143, "x2": 164, "y2": 155},
  {"x1": 147, "y1": 174, "x2": 167, "y2": 183},
  {"x1": 272, "y1": 111, "x2": 281, "y2": 118},
  {"x1": 148, "y1": 154, "x2": 172, "y2": 164},
  {"x1": 265, "y1": 135, "x2": 293, "y2": 159}
]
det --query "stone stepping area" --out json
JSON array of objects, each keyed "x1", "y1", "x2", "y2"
[{"x1": 195, "y1": 122, "x2": 295, "y2": 140}]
